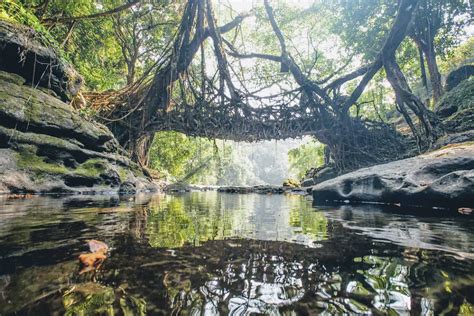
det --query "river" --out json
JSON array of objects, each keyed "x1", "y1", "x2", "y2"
[{"x1": 0, "y1": 192, "x2": 473, "y2": 315}]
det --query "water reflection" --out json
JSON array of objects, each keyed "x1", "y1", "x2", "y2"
[
  {"x1": 144, "y1": 193, "x2": 327, "y2": 248},
  {"x1": 0, "y1": 192, "x2": 473, "y2": 315}
]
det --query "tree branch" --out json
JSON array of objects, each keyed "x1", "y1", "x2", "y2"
[
  {"x1": 325, "y1": 63, "x2": 372, "y2": 90},
  {"x1": 263, "y1": 0, "x2": 331, "y2": 104},
  {"x1": 43, "y1": 0, "x2": 140, "y2": 24},
  {"x1": 341, "y1": 0, "x2": 419, "y2": 113}
]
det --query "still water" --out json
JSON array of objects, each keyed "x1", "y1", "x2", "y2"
[{"x1": 0, "y1": 192, "x2": 473, "y2": 315}]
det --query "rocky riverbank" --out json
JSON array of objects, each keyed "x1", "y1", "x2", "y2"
[
  {"x1": 311, "y1": 142, "x2": 474, "y2": 209},
  {"x1": 165, "y1": 184, "x2": 308, "y2": 195},
  {"x1": 0, "y1": 71, "x2": 158, "y2": 194},
  {"x1": 0, "y1": 20, "x2": 159, "y2": 194}
]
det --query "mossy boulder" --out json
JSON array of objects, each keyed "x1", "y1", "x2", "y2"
[
  {"x1": 445, "y1": 65, "x2": 474, "y2": 92},
  {"x1": 0, "y1": 70, "x2": 157, "y2": 194},
  {"x1": 436, "y1": 77, "x2": 473, "y2": 120},
  {"x1": 0, "y1": 70, "x2": 116, "y2": 152}
]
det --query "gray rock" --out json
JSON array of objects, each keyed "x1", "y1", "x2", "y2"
[
  {"x1": 119, "y1": 181, "x2": 137, "y2": 194},
  {"x1": 301, "y1": 178, "x2": 314, "y2": 187},
  {"x1": 0, "y1": 72, "x2": 116, "y2": 152},
  {"x1": 313, "y1": 166, "x2": 338, "y2": 184},
  {"x1": 301, "y1": 165, "x2": 338, "y2": 187},
  {"x1": 0, "y1": 70, "x2": 159, "y2": 194},
  {"x1": 312, "y1": 142, "x2": 474, "y2": 208},
  {"x1": 436, "y1": 77, "x2": 473, "y2": 120},
  {"x1": 0, "y1": 20, "x2": 83, "y2": 101}
]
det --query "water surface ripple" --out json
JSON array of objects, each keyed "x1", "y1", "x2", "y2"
[{"x1": 0, "y1": 192, "x2": 473, "y2": 315}]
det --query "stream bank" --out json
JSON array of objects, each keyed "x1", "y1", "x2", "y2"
[
  {"x1": 310, "y1": 142, "x2": 474, "y2": 209},
  {"x1": 0, "y1": 20, "x2": 158, "y2": 194},
  {"x1": 0, "y1": 70, "x2": 157, "y2": 194}
]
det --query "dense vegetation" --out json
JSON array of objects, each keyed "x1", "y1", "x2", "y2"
[{"x1": 1, "y1": 0, "x2": 472, "y2": 184}]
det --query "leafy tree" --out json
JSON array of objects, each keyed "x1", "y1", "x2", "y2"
[
  {"x1": 288, "y1": 139, "x2": 324, "y2": 179},
  {"x1": 149, "y1": 131, "x2": 226, "y2": 183}
]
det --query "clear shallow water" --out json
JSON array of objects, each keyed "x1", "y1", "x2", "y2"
[{"x1": 0, "y1": 192, "x2": 473, "y2": 315}]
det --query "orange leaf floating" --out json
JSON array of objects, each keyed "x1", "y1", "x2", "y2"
[
  {"x1": 78, "y1": 240, "x2": 109, "y2": 274},
  {"x1": 79, "y1": 251, "x2": 107, "y2": 267}
]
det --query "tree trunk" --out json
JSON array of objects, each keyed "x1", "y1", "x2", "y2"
[
  {"x1": 423, "y1": 41, "x2": 442, "y2": 104},
  {"x1": 416, "y1": 42, "x2": 430, "y2": 106},
  {"x1": 126, "y1": 59, "x2": 136, "y2": 85},
  {"x1": 383, "y1": 52, "x2": 441, "y2": 150},
  {"x1": 418, "y1": 46, "x2": 428, "y2": 89}
]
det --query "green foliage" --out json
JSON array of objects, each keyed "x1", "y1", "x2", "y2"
[
  {"x1": 1, "y1": 0, "x2": 62, "y2": 53},
  {"x1": 326, "y1": 0, "x2": 396, "y2": 61},
  {"x1": 283, "y1": 178, "x2": 300, "y2": 187},
  {"x1": 288, "y1": 139, "x2": 324, "y2": 179},
  {"x1": 439, "y1": 37, "x2": 474, "y2": 73},
  {"x1": 149, "y1": 132, "x2": 300, "y2": 185},
  {"x1": 149, "y1": 131, "x2": 231, "y2": 184},
  {"x1": 10, "y1": 0, "x2": 179, "y2": 91}
]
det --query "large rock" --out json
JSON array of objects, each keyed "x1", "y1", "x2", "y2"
[
  {"x1": 0, "y1": 71, "x2": 157, "y2": 194},
  {"x1": 436, "y1": 77, "x2": 473, "y2": 121},
  {"x1": 301, "y1": 165, "x2": 338, "y2": 187},
  {"x1": 0, "y1": 20, "x2": 82, "y2": 101},
  {"x1": 311, "y1": 142, "x2": 474, "y2": 209}
]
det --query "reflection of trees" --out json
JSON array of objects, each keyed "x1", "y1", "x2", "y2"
[
  {"x1": 144, "y1": 192, "x2": 329, "y2": 249},
  {"x1": 288, "y1": 197, "x2": 328, "y2": 242},
  {"x1": 158, "y1": 233, "x2": 473, "y2": 316},
  {"x1": 3, "y1": 194, "x2": 473, "y2": 315},
  {"x1": 161, "y1": 253, "x2": 415, "y2": 315},
  {"x1": 163, "y1": 251, "x2": 309, "y2": 315},
  {"x1": 159, "y1": 249, "x2": 413, "y2": 315},
  {"x1": 63, "y1": 282, "x2": 147, "y2": 315},
  {"x1": 346, "y1": 256, "x2": 411, "y2": 314},
  {"x1": 146, "y1": 194, "x2": 240, "y2": 248}
]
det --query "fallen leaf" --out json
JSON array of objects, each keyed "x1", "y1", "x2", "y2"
[{"x1": 79, "y1": 251, "x2": 107, "y2": 267}]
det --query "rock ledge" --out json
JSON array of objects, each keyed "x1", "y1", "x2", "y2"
[{"x1": 311, "y1": 142, "x2": 474, "y2": 208}]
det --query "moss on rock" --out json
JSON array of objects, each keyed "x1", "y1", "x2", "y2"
[
  {"x1": 15, "y1": 145, "x2": 68, "y2": 176},
  {"x1": 74, "y1": 158, "x2": 108, "y2": 178},
  {"x1": 436, "y1": 78, "x2": 474, "y2": 118}
]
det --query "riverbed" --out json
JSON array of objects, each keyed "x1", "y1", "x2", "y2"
[{"x1": 0, "y1": 192, "x2": 473, "y2": 315}]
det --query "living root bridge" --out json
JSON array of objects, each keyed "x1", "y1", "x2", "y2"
[
  {"x1": 145, "y1": 100, "x2": 320, "y2": 142},
  {"x1": 89, "y1": 0, "x2": 434, "y2": 172}
]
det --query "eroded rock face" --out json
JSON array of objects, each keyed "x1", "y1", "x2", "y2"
[
  {"x1": 311, "y1": 142, "x2": 474, "y2": 209},
  {"x1": 0, "y1": 71, "x2": 157, "y2": 194},
  {"x1": 301, "y1": 165, "x2": 338, "y2": 187},
  {"x1": 0, "y1": 20, "x2": 83, "y2": 101}
]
